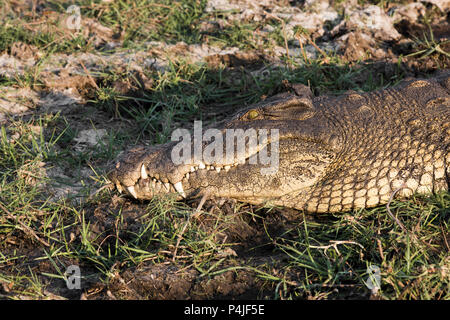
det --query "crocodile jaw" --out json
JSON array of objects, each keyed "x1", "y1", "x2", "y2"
[{"x1": 108, "y1": 136, "x2": 335, "y2": 206}]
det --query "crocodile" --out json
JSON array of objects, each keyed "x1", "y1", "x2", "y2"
[{"x1": 109, "y1": 73, "x2": 450, "y2": 213}]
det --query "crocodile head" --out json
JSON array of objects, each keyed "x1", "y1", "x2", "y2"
[
  {"x1": 109, "y1": 84, "x2": 343, "y2": 209},
  {"x1": 109, "y1": 76, "x2": 450, "y2": 213}
]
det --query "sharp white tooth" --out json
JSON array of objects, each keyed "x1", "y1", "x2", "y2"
[
  {"x1": 224, "y1": 165, "x2": 230, "y2": 171},
  {"x1": 116, "y1": 183, "x2": 123, "y2": 194},
  {"x1": 199, "y1": 162, "x2": 205, "y2": 169},
  {"x1": 174, "y1": 181, "x2": 186, "y2": 198},
  {"x1": 185, "y1": 172, "x2": 190, "y2": 180},
  {"x1": 174, "y1": 181, "x2": 183, "y2": 192},
  {"x1": 190, "y1": 166, "x2": 195, "y2": 172},
  {"x1": 215, "y1": 167, "x2": 221, "y2": 173},
  {"x1": 141, "y1": 164, "x2": 148, "y2": 179},
  {"x1": 127, "y1": 186, "x2": 138, "y2": 199},
  {"x1": 163, "y1": 182, "x2": 170, "y2": 191},
  {"x1": 206, "y1": 165, "x2": 211, "y2": 170}
]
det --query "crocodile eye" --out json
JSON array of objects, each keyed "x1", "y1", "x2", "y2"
[{"x1": 247, "y1": 110, "x2": 259, "y2": 120}]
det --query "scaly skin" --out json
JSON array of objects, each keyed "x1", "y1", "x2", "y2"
[{"x1": 109, "y1": 73, "x2": 450, "y2": 213}]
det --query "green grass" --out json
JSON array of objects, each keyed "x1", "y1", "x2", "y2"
[
  {"x1": 86, "y1": 56, "x2": 405, "y2": 144},
  {"x1": 76, "y1": 0, "x2": 207, "y2": 46},
  {"x1": 271, "y1": 192, "x2": 450, "y2": 299}
]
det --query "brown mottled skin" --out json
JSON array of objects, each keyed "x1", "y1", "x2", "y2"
[{"x1": 109, "y1": 73, "x2": 450, "y2": 213}]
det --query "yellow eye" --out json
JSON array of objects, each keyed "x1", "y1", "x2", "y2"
[{"x1": 248, "y1": 110, "x2": 259, "y2": 120}]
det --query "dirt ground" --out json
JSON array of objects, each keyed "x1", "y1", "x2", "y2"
[{"x1": 0, "y1": 0, "x2": 449, "y2": 300}]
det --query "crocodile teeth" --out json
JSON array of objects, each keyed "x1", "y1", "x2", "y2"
[
  {"x1": 141, "y1": 164, "x2": 148, "y2": 179},
  {"x1": 198, "y1": 162, "x2": 206, "y2": 169},
  {"x1": 190, "y1": 166, "x2": 195, "y2": 172},
  {"x1": 128, "y1": 186, "x2": 138, "y2": 199},
  {"x1": 163, "y1": 182, "x2": 170, "y2": 191},
  {"x1": 116, "y1": 183, "x2": 123, "y2": 194},
  {"x1": 215, "y1": 167, "x2": 221, "y2": 173},
  {"x1": 185, "y1": 172, "x2": 190, "y2": 180},
  {"x1": 224, "y1": 165, "x2": 231, "y2": 171},
  {"x1": 174, "y1": 181, "x2": 186, "y2": 198}
]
